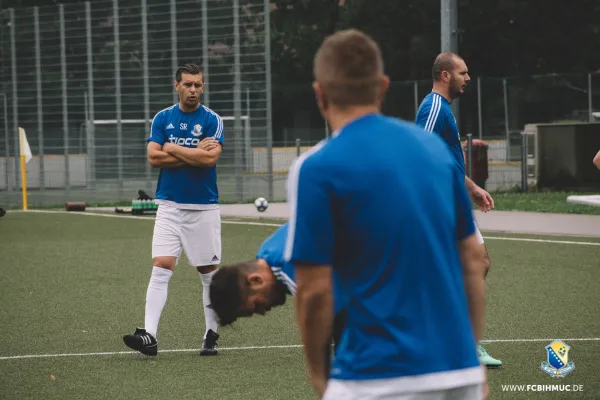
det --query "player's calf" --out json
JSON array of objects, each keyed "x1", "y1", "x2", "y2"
[
  {"x1": 198, "y1": 264, "x2": 220, "y2": 356},
  {"x1": 479, "y1": 245, "x2": 491, "y2": 277},
  {"x1": 482, "y1": 252, "x2": 491, "y2": 277}
]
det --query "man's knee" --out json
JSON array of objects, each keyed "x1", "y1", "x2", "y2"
[
  {"x1": 197, "y1": 264, "x2": 218, "y2": 274},
  {"x1": 153, "y1": 256, "x2": 177, "y2": 271}
]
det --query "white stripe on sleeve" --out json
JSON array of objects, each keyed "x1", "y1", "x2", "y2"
[
  {"x1": 424, "y1": 95, "x2": 441, "y2": 133},
  {"x1": 283, "y1": 140, "x2": 328, "y2": 262}
]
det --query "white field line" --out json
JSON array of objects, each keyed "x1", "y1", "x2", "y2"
[
  {"x1": 18, "y1": 209, "x2": 284, "y2": 227},
  {"x1": 0, "y1": 344, "x2": 303, "y2": 360},
  {"x1": 2, "y1": 338, "x2": 599, "y2": 361},
  {"x1": 13, "y1": 209, "x2": 600, "y2": 245}
]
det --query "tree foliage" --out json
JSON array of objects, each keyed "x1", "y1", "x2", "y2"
[
  {"x1": 3, "y1": 0, "x2": 599, "y2": 80},
  {"x1": 269, "y1": 0, "x2": 600, "y2": 84}
]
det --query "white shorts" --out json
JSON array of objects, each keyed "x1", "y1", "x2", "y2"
[
  {"x1": 323, "y1": 381, "x2": 483, "y2": 400},
  {"x1": 151, "y1": 204, "x2": 221, "y2": 267},
  {"x1": 474, "y1": 222, "x2": 484, "y2": 244}
]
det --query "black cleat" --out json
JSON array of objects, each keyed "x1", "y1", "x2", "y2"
[
  {"x1": 123, "y1": 328, "x2": 158, "y2": 356},
  {"x1": 199, "y1": 329, "x2": 219, "y2": 356}
]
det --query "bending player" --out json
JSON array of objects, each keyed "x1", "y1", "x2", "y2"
[
  {"x1": 209, "y1": 222, "x2": 347, "y2": 351},
  {"x1": 415, "y1": 52, "x2": 502, "y2": 368},
  {"x1": 122, "y1": 63, "x2": 224, "y2": 356}
]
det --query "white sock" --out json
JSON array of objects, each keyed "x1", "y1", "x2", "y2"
[
  {"x1": 200, "y1": 269, "x2": 219, "y2": 338},
  {"x1": 144, "y1": 266, "x2": 173, "y2": 338}
]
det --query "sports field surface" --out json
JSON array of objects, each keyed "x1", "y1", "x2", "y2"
[{"x1": 1, "y1": 211, "x2": 599, "y2": 399}]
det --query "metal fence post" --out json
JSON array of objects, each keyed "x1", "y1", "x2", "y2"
[
  {"x1": 2, "y1": 93, "x2": 10, "y2": 192},
  {"x1": 10, "y1": 8, "x2": 18, "y2": 192},
  {"x1": 1, "y1": 93, "x2": 9, "y2": 192},
  {"x1": 466, "y1": 133, "x2": 473, "y2": 179},
  {"x1": 521, "y1": 132, "x2": 528, "y2": 193},
  {"x1": 202, "y1": 0, "x2": 210, "y2": 107},
  {"x1": 477, "y1": 76, "x2": 483, "y2": 139},
  {"x1": 60, "y1": 4, "x2": 71, "y2": 197},
  {"x1": 84, "y1": 93, "x2": 91, "y2": 187},
  {"x1": 34, "y1": 7, "x2": 45, "y2": 192},
  {"x1": 589, "y1": 73, "x2": 593, "y2": 122},
  {"x1": 85, "y1": 1, "x2": 96, "y2": 190},
  {"x1": 113, "y1": 0, "x2": 123, "y2": 197},
  {"x1": 296, "y1": 138, "x2": 300, "y2": 157},
  {"x1": 264, "y1": 0, "x2": 273, "y2": 200},
  {"x1": 413, "y1": 80, "x2": 419, "y2": 119},
  {"x1": 245, "y1": 87, "x2": 251, "y2": 172},
  {"x1": 233, "y1": 0, "x2": 243, "y2": 201},
  {"x1": 503, "y1": 78, "x2": 510, "y2": 161},
  {"x1": 170, "y1": 0, "x2": 178, "y2": 104},
  {"x1": 142, "y1": 0, "x2": 152, "y2": 191}
]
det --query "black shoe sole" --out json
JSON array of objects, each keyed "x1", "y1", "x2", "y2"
[
  {"x1": 123, "y1": 335, "x2": 158, "y2": 356},
  {"x1": 485, "y1": 364, "x2": 503, "y2": 369},
  {"x1": 199, "y1": 349, "x2": 218, "y2": 356}
]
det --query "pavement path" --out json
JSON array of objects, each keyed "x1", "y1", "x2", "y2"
[{"x1": 219, "y1": 203, "x2": 600, "y2": 237}]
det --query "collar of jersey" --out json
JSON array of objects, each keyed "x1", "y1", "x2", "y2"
[{"x1": 332, "y1": 112, "x2": 379, "y2": 138}]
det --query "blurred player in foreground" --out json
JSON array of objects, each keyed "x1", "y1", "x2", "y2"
[
  {"x1": 122, "y1": 63, "x2": 224, "y2": 356},
  {"x1": 593, "y1": 150, "x2": 600, "y2": 169},
  {"x1": 285, "y1": 29, "x2": 488, "y2": 399},
  {"x1": 415, "y1": 52, "x2": 502, "y2": 368}
]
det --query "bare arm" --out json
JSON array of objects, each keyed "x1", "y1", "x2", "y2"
[
  {"x1": 458, "y1": 234, "x2": 487, "y2": 342},
  {"x1": 465, "y1": 176, "x2": 494, "y2": 212},
  {"x1": 464, "y1": 176, "x2": 477, "y2": 193},
  {"x1": 593, "y1": 150, "x2": 600, "y2": 169},
  {"x1": 147, "y1": 142, "x2": 186, "y2": 168},
  {"x1": 164, "y1": 141, "x2": 222, "y2": 168},
  {"x1": 295, "y1": 264, "x2": 333, "y2": 398}
]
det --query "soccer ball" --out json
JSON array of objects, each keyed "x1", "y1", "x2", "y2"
[{"x1": 254, "y1": 197, "x2": 269, "y2": 212}]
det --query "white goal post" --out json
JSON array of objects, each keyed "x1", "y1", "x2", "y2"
[{"x1": 84, "y1": 115, "x2": 252, "y2": 184}]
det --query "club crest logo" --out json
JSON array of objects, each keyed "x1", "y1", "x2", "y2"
[
  {"x1": 540, "y1": 340, "x2": 575, "y2": 378},
  {"x1": 191, "y1": 124, "x2": 203, "y2": 137}
]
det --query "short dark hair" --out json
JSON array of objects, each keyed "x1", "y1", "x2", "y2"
[
  {"x1": 175, "y1": 63, "x2": 204, "y2": 82},
  {"x1": 432, "y1": 52, "x2": 461, "y2": 81},
  {"x1": 209, "y1": 261, "x2": 258, "y2": 326},
  {"x1": 313, "y1": 29, "x2": 385, "y2": 108}
]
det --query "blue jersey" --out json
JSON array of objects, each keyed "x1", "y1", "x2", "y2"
[
  {"x1": 147, "y1": 104, "x2": 224, "y2": 208},
  {"x1": 285, "y1": 114, "x2": 482, "y2": 390},
  {"x1": 416, "y1": 92, "x2": 465, "y2": 175},
  {"x1": 256, "y1": 223, "x2": 346, "y2": 315},
  {"x1": 256, "y1": 223, "x2": 297, "y2": 296}
]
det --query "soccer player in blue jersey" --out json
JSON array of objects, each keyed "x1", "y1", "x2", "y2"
[
  {"x1": 415, "y1": 52, "x2": 502, "y2": 368},
  {"x1": 123, "y1": 63, "x2": 224, "y2": 356},
  {"x1": 285, "y1": 30, "x2": 489, "y2": 399},
  {"x1": 208, "y1": 222, "x2": 348, "y2": 350}
]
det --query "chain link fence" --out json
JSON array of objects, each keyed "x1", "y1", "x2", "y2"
[
  {"x1": 1, "y1": 1, "x2": 599, "y2": 207},
  {"x1": 0, "y1": 0, "x2": 273, "y2": 207}
]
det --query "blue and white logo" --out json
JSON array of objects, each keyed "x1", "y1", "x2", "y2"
[
  {"x1": 168, "y1": 134, "x2": 200, "y2": 146},
  {"x1": 191, "y1": 124, "x2": 203, "y2": 137},
  {"x1": 541, "y1": 340, "x2": 575, "y2": 378}
]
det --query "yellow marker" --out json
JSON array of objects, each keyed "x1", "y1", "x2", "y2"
[{"x1": 18, "y1": 127, "x2": 32, "y2": 211}]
